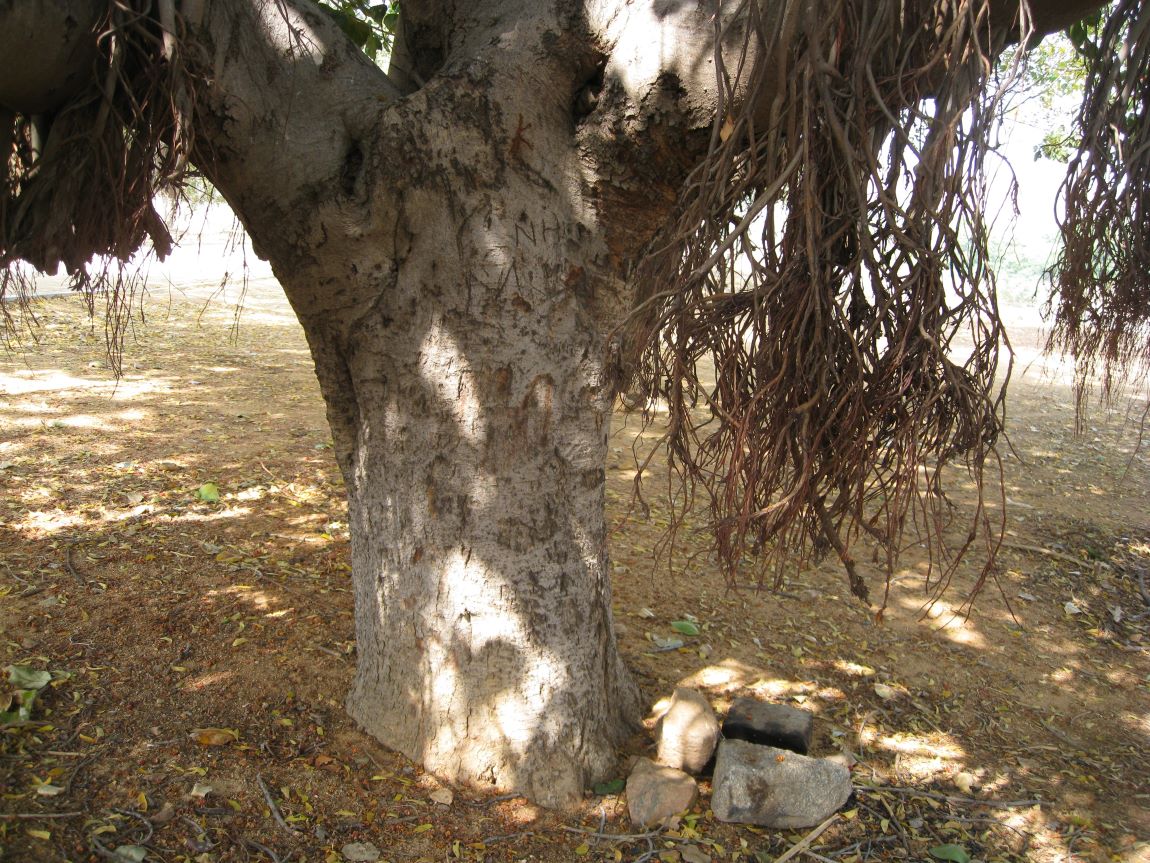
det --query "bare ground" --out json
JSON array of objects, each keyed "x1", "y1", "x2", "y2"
[{"x1": 1, "y1": 289, "x2": 1148, "y2": 863}]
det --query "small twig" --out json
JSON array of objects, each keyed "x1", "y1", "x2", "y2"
[
  {"x1": 857, "y1": 785, "x2": 1045, "y2": 809},
  {"x1": 256, "y1": 773, "x2": 297, "y2": 835},
  {"x1": 464, "y1": 792, "x2": 522, "y2": 807},
  {"x1": 90, "y1": 833, "x2": 125, "y2": 861},
  {"x1": 871, "y1": 794, "x2": 912, "y2": 855},
  {"x1": 64, "y1": 539, "x2": 87, "y2": 585},
  {"x1": 773, "y1": 814, "x2": 839, "y2": 863},
  {"x1": 855, "y1": 708, "x2": 878, "y2": 756},
  {"x1": 946, "y1": 814, "x2": 1035, "y2": 843},
  {"x1": 559, "y1": 825, "x2": 664, "y2": 842},
  {"x1": 0, "y1": 811, "x2": 85, "y2": 819},
  {"x1": 1040, "y1": 718, "x2": 1086, "y2": 749},
  {"x1": 63, "y1": 744, "x2": 108, "y2": 793},
  {"x1": 1002, "y1": 541, "x2": 1095, "y2": 568},
  {"x1": 193, "y1": 807, "x2": 237, "y2": 818},
  {"x1": 111, "y1": 808, "x2": 154, "y2": 844},
  {"x1": 481, "y1": 830, "x2": 536, "y2": 844},
  {"x1": 179, "y1": 814, "x2": 217, "y2": 851},
  {"x1": 1135, "y1": 567, "x2": 1150, "y2": 608},
  {"x1": 244, "y1": 838, "x2": 282, "y2": 863},
  {"x1": 90, "y1": 809, "x2": 154, "y2": 861},
  {"x1": 825, "y1": 835, "x2": 900, "y2": 858}
]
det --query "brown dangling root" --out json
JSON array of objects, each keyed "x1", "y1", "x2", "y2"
[
  {"x1": 1, "y1": 0, "x2": 201, "y2": 371},
  {"x1": 621, "y1": 0, "x2": 1028, "y2": 606},
  {"x1": 1047, "y1": 0, "x2": 1150, "y2": 405}
]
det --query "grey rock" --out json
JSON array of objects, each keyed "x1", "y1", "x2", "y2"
[
  {"x1": 655, "y1": 687, "x2": 721, "y2": 774},
  {"x1": 626, "y1": 757, "x2": 699, "y2": 828},
  {"x1": 341, "y1": 841, "x2": 381, "y2": 862},
  {"x1": 711, "y1": 739, "x2": 852, "y2": 828},
  {"x1": 722, "y1": 697, "x2": 814, "y2": 754}
]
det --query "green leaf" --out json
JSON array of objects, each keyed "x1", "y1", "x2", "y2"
[
  {"x1": 930, "y1": 844, "x2": 971, "y2": 863},
  {"x1": 196, "y1": 482, "x2": 220, "y2": 503},
  {"x1": 8, "y1": 666, "x2": 51, "y2": 690},
  {"x1": 2, "y1": 666, "x2": 51, "y2": 724},
  {"x1": 592, "y1": 778, "x2": 625, "y2": 795},
  {"x1": 670, "y1": 620, "x2": 700, "y2": 636}
]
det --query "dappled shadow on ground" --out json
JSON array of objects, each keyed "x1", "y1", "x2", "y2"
[
  {"x1": 607, "y1": 351, "x2": 1150, "y2": 862},
  {"x1": 1, "y1": 296, "x2": 1147, "y2": 863}
]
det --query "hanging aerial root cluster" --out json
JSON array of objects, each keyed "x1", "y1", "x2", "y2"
[
  {"x1": 1047, "y1": 0, "x2": 1150, "y2": 401},
  {"x1": 624, "y1": 0, "x2": 1026, "y2": 606},
  {"x1": 1, "y1": 0, "x2": 200, "y2": 360}
]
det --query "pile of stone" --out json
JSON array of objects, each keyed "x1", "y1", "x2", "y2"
[{"x1": 626, "y1": 688, "x2": 853, "y2": 829}]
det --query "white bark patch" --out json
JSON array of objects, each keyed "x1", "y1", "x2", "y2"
[
  {"x1": 418, "y1": 317, "x2": 487, "y2": 445},
  {"x1": 421, "y1": 550, "x2": 571, "y2": 780}
]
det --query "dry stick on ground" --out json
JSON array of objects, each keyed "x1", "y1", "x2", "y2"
[
  {"x1": 64, "y1": 538, "x2": 87, "y2": 585},
  {"x1": 481, "y1": 830, "x2": 537, "y2": 844},
  {"x1": 560, "y1": 825, "x2": 664, "y2": 843},
  {"x1": 857, "y1": 785, "x2": 1045, "y2": 809},
  {"x1": 773, "y1": 814, "x2": 839, "y2": 863},
  {"x1": 1040, "y1": 718, "x2": 1087, "y2": 749},
  {"x1": 823, "y1": 835, "x2": 901, "y2": 859},
  {"x1": 90, "y1": 809, "x2": 154, "y2": 861},
  {"x1": 256, "y1": 773, "x2": 298, "y2": 835},
  {"x1": 180, "y1": 814, "x2": 216, "y2": 851},
  {"x1": 243, "y1": 838, "x2": 282, "y2": 863},
  {"x1": 948, "y1": 815, "x2": 1035, "y2": 847},
  {"x1": 1135, "y1": 567, "x2": 1150, "y2": 607},
  {"x1": 861, "y1": 797, "x2": 912, "y2": 856},
  {"x1": 1001, "y1": 540, "x2": 1099, "y2": 568},
  {"x1": 0, "y1": 811, "x2": 85, "y2": 819}
]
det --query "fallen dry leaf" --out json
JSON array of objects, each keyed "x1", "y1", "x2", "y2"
[{"x1": 190, "y1": 727, "x2": 239, "y2": 746}]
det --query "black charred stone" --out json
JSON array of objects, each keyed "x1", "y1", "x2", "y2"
[{"x1": 721, "y1": 698, "x2": 814, "y2": 755}]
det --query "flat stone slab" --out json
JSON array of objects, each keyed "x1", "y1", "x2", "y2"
[
  {"x1": 655, "y1": 687, "x2": 720, "y2": 774},
  {"x1": 626, "y1": 757, "x2": 699, "y2": 828},
  {"x1": 711, "y1": 739, "x2": 852, "y2": 828},
  {"x1": 722, "y1": 697, "x2": 814, "y2": 754}
]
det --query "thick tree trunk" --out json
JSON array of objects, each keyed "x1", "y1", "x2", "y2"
[
  {"x1": 336, "y1": 283, "x2": 642, "y2": 803},
  {"x1": 210, "y1": 26, "x2": 661, "y2": 798},
  {"x1": 296, "y1": 147, "x2": 643, "y2": 806}
]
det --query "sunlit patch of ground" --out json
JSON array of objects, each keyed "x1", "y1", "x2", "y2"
[{"x1": 1, "y1": 289, "x2": 1147, "y2": 862}]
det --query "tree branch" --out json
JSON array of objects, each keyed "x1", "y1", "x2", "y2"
[{"x1": 191, "y1": 0, "x2": 401, "y2": 262}]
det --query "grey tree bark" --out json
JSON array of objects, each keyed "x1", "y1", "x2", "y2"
[{"x1": 184, "y1": 0, "x2": 735, "y2": 805}]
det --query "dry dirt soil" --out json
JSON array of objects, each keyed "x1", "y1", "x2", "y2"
[{"x1": 1, "y1": 289, "x2": 1148, "y2": 863}]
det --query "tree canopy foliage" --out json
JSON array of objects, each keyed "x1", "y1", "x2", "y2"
[{"x1": 317, "y1": 0, "x2": 396, "y2": 61}]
